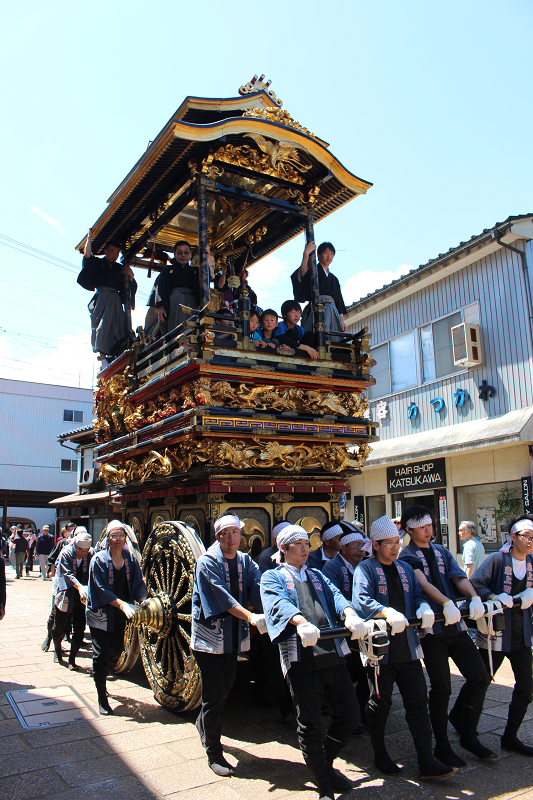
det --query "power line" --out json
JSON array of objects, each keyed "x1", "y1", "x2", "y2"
[
  {"x1": 0, "y1": 277, "x2": 86, "y2": 307},
  {"x1": 0, "y1": 298, "x2": 91, "y2": 326},
  {"x1": 0, "y1": 327, "x2": 93, "y2": 347}
]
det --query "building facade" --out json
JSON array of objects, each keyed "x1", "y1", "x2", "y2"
[
  {"x1": 0, "y1": 379, "x2": 94, "y2": 532},
  {"x1": 345, "y1": 214, "x2": 533, "y2": 562}
]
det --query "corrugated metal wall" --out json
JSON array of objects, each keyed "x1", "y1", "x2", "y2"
[
  {"x1": 0, "y1": 386, "x2": 93, "y2": 493},
  {"x1": 348, "y1": 240, "x2": 533, "y2": 439}
]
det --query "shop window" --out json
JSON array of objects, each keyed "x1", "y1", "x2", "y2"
[
  {"x1": 368, "y1": 342, "x2": 390, "y2": 399},
  {"x1": 433, "y1": 311, "x2": 462, "y2": 378},
  {"x1": 455, "y1": 480, "x2": 522, "y2": 554},
  {"x1": 366, "y1": 495, "x2": 386, "y2": 528}
]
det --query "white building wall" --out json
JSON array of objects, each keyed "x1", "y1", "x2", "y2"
[{"x1": 0, "y1": 379, "x2": 93, "y2": 494}]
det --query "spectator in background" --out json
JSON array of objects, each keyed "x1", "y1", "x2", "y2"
[
  {"x1": 36, "y1": 525, "x2": 54, "y2": 580},
  {"x1": 14, "y1": 526, "x2": 29, "y2": 579},
  {"x1": 459, "y1": 521, "x2": 485, "y2": 578},
  {"x1": 0, "y1": 550, "x2": 5, "y2": 620},
  {"x1": 8, "y1": 526, "x2": 17, "y2": 570},
  {"x1": 25, "y1": 527, "x2": 37, "y2": 576}
]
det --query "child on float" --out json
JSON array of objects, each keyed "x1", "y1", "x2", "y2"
[
  {"x1": 260, "y1": 309, "x2": 294, "y2": 355},
  {"x1": 249, "y1": 309, "x2": 266, "y2": 348},
  {"x1": 274, "y1": 300, "x2": 319, "y2": 360}
]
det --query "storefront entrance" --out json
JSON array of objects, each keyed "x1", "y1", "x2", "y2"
[{"x1": 391, "y1": 489, "x2": 446, "y2": 544}]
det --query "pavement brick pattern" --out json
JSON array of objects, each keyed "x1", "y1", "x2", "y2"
[{"x1": 1, "y1": 563, "x2": 533, "y2": 800}]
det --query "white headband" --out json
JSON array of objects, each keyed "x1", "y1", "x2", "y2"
[
  {"x1": 510, "y1": 520, "x2": 533, "y2": 535},
  {"x1": 321, "y1": 523, "x2": 343, "y2": 542},
  {"x1": 101, "y1": 520, "x2": 139, "y2": 563},
  {"x1": 272, "y1": 521, "x2": 290, "y2": 539},
  {"x1": 74, "y1": 532, "x2": 92, "y2": 548},
  {"x1": 405, "y1": 514, "x2": 432, "y2": 529},
  {"x1": 369, "y1": 515, "x2": 399, "y2": 541},
  {"x1": 214, "y1": 515, "x2": 244, "y2": 535},
  {"x1": 272, "y1": 525, "x2": 309, "y2": 564},
  {"x1": 361, "y1": 537, "x2": 373, "y2": 555},
  {"x1": 339, "y1": 531, "x2": 364, "y2": 546}
]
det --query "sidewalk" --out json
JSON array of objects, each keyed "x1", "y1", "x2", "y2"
[{"x1": 1, "y1": 564, "x2": 533, "y2": 800}]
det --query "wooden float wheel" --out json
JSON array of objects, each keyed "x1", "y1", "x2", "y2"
[{"x1": 138, "y1": 521, "x2": 206, "y2": 712}]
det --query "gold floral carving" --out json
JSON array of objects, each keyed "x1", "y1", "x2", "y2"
[
  {"x1": 100, "y1": 437, "x2": 372, "y2": 487},
  {"x1": 120, "y1": 379, "x2": 370, "y2": 434},
  {"x1": 243, "y1": 106, "x2": 316, "y2": 140},
  {"x1": 213, "y1": 140, "x2": 309, "y2": 185}
]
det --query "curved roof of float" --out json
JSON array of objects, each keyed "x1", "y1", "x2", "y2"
[{"x1": 76, "y1": 89, "x2": 372, "y2": 266}]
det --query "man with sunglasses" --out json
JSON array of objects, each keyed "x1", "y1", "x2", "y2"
[
  {"x1": 352, "y1": 515, "x2": 456, "y2": 779},
  {"x1": 399, "y1": 505, "x2": 493, "y2": 767},
  {"x1": 471, "y1": 513, "x2": 533, "y2": 756}
]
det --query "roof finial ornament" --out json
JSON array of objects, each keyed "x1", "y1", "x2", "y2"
[{"x1": 239, "y1": 75, "x2": 282, "y2": 107}]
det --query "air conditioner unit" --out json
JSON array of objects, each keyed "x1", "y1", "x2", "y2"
[
  {"x1": 79, "y1": 468, "x2": 96, "y2": 487},
  {"x1": 451, "y1": 323, "x2": 483, "y2": 367}
]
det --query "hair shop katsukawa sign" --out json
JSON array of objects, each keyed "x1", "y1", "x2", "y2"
[{"x1": 387, "y1": 458, "x2": 446, "y2": 493}]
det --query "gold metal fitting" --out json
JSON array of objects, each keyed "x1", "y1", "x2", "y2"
[{"x1": 131, "y1": 593, "x2": 172, "y2": 636}]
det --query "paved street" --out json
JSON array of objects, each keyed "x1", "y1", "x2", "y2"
[{"x1": 1, "y1": 565, "x2": 533, "y2": 800}]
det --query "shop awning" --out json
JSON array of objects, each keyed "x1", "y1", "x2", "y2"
[
  {"x1": 357, "y1": 407, "x2": 533, "y2": 468},
  {"x1": 49, "y1": 490, "x2": 118, "y2": 507}
]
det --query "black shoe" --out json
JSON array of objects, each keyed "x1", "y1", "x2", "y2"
[
  {"x1": 97, "y1": 693, "x2": 113, "y2": 715},
  {"x1": 68, "y1": 662, "x2": 78, "y2": 671},
  {"x1": 328, "y1": 768, "x2": 352, "y2": 792},
  {"x1": 41, "y1": 636, "x2": 51, "y2": 652},
  {"x1": 419, "y1": 755, "x2": 459, "y2": 779},
  {"x1": 434, "y1": 745, "x2": 466, "y2": 768},
  {"x1": 374, "y1": 753, "x2": 402, "y2": 775},
  {"x1": 501, "y1": 734, "x2": 533, "y2": 756},
  {"x1": 351, "y1": 724, "x2": 365, "y2": 737},
  {"x1": 53, "y1": 651, "x2": 65, "y2": 664},
  {"x1": 208, "y1": 756, "x2": 234, "y2": 776},
  {"x1": 460, "y1": 733, "x2": 497, "y2": 760}
]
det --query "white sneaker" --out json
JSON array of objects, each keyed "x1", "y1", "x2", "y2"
[{"x1": 208, "y1": 759, "x2": 234, "y2": 776}]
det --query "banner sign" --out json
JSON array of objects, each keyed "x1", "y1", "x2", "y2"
[
  {"x1": 387, "y1": 458, "x2": 446, "y2": 494},
  {"x1": 522, "y1": 476, "x2": 533, "y2": 515}
]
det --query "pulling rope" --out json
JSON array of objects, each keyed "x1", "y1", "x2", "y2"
[
  {"x1": 358, "y1": 619, "x2": 388, "y2": 698},
  {"x1": 475, "y1": 599, "x2": 502, "y2": 680}
]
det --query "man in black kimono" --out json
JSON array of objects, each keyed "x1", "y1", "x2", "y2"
[
  {"x1": 77, "y1": 228, "x2": 136, "y2": 367},
  {"x1": 291, "y1": 241, "x2": 347, "y2": 336},
  {"x1": 152, "y1": 240, "x2": 201, "y2": 334}
]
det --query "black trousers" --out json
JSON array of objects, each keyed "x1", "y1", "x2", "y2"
[
  {"x1": 367, "y1": 660, "x2": 432, "y2": 745},
  {"x1": 347, "y1": 649, "x2": 371, "y2": 723},
  {"x1": 53, "y1": 597, "x2": 86, "y2": 659},
  {"x1": 90, "y1": 620, "x2": 127, "y2": 683},
  {"x1": 193, "y1": 649, "x2": 238, "y2": 760},
  {"x1": 287, "y1": 663, "x2": 359, "y2": 760},
  {"x1": 480, "y1": 646, "x2": 533, "y2": 725},
  {"x1": 251, "y1": 632, "x2": 293, "y2": 716},
  {"x1": 422, "y1": 632, "x2": 490, "y2": 719}
]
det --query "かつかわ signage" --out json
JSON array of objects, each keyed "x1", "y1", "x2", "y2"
[{"x1": 386, "y1": 458, "x2": 446, "y2": 494}]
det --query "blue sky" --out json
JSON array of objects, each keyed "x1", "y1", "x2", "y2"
[{"x1": 1, "y1": 0, "x2": 531, "y2": 388}]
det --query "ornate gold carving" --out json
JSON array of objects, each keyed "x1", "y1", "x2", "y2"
[
  {"x1": 240, "y1": 518, "x2": 265, "y2": 554},
  {"x1": 246, "y1": 224, "x2": 268, "y2": 245},
  {"x1": 239, "y1": 75, "x2": 282, "y2": 107},
  {"x1": 297, "y1": 516, "x2": 323, "y2": 552},
  {"x1": 93, "y1": 369, "x2": 133, "y2": 442},
  {"x1": 243, "y1": 133, "x2": 311, "y2": 178},
  {"x1": 243, "y1": 106, "x2": 316, "y2": 140},
  {"x1": 213, "y1": 141, "x2": 308, "y2": 185},
  {"x1": 266, "y1": 493, "x2": 294, "y2": 503}
]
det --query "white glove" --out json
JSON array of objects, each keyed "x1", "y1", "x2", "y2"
[
  {"x1": 119, "y1": 602, "x2": 137, "y2": 620},
  {"x1": 517, "y1": 587, "x2": 533, "y2": 610},
  {"x1": 77, "y1": 585, "x2": 88, "y2": 601},
  {"x1": 227, "y1": 275, "x2": 240, "y2": 289},
  {"x1": 344, "y1": 612, "x2": 366, "y2": 640},
  {"x1": 416, "y1": 602, "x2": 435, "y2": 629},
  {"x1": 442, "y1": 600, "x2": 462, "y2": 625},
  {"x1": 469, "y1": 595, "x2": 485, "y2": 620},
  {"x1": 249, "y1": 613, "x2": 268, "y2": 635},
  {"x1": 383, "y1": 607, "x2": 408, "y2": 635},
  {"x1": 140, "y1": 598, "x2": 150, "y2": 608},
  {"x1": 297, "y1": 621, "x2": 320, "y2": 647},
  {"x1": 492, "y1": 592, "x2": 514, "y2": 609}
]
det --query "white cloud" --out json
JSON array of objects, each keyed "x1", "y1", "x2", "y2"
[
  {"x1": 250, "y1": 253, "x2": 293, "y2": 310},
  {"x1": 26, "y1": 203, "x2": 67, "y2": 235},
  {"x1": 343, "y1": 264, "x2": 414, "y2": 305},
  {"x1": 0, "y1": 332, "x2": 97, "y2": 390}
]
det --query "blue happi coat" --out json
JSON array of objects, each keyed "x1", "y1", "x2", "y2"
[
  {"x1": 191, "y1": 542, "x2": 262, "y2": 655},
  {"x1": 261, "y1": 564, "x2": 352, "y2": 676},
  {"x1": 54, "y1": 543, "x2": 94, "y2": 613},
  {"x1": 87, "y1": 548, "x2": 146, "y2": 632},
  {"x1": 399, "y1": 540, "x2": 467, "y2": 635},
  {"x1": 352, "y1": 556, "x2": 425, "y2": 664},
  {"x1": 306, "y1": 546, "x2": 330, "y2": 571},
  {"x1": 472, "y1": 550, "x2": 533, "y2": 652},
  {"x1": 322, "y1": 553, "x2": 353, "y2": 601}
]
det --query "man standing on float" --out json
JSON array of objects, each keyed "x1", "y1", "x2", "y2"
[
  {"x1": 261, "y1": 524, "x2": 366, "y2": 800},
  {"x1": 291, "y1": 241, "x2": 347, "y2": 335},
  {"x1": 471, "y1": 513, "x2": 533, "y2": 756},
  {"x1": 399, "y1": 505, "x2": 493, "y2": 766}
]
